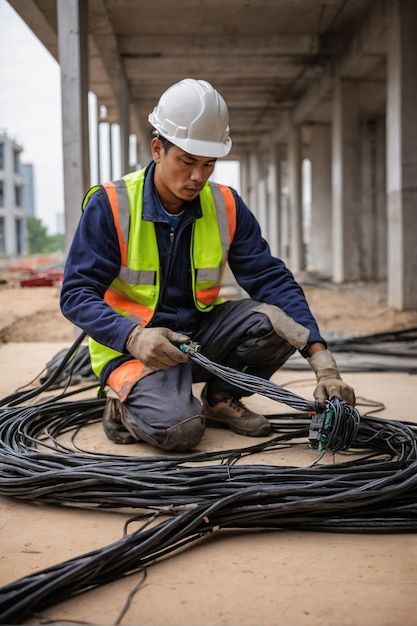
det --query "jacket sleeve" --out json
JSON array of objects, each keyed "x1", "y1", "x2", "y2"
[
  {"x1": 60, "y1": 188, "x2": 137, "y2": 352},
  {"x1": 227, "y1": 190, "x2": 326, "y2": 346}
]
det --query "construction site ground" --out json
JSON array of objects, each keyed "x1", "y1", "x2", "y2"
[{"x1": 1, "y1": 277, "x2": 417, "y2": 626}]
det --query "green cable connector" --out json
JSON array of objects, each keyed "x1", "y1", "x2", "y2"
[
  {"x1": 178, "y1": 341, "x2": 201, "y2": 355},
  {"x1": 308, "y1": 407, "x2": 335, "y2": 452}
]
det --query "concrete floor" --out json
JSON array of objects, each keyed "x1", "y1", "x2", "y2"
[{"x1": 1, "y1": 342, "x2": 417, "y2": 626}]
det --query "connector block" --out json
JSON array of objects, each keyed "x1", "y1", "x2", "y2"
[
  {"x1": 178, "y1": 341, "x2": 201, "y2": 355},
  {"x1": 308, "y1": 407, "x2": 334, "y2": 452}
]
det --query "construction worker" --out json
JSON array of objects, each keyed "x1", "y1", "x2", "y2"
[{"x1": 60, "y1": 78, "x2": 355, "y2": 452}]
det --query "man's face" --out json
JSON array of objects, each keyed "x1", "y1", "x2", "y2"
[{"x1": 152, "y1": 138, "x2": 216, "y2": 211}]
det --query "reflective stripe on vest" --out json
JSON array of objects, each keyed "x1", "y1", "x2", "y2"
[
  {"x1": 85, "y1": 167, "x2": 236, "y2": 380},
  {"x1": 191, "y1": 181, "x2": 236, "y2": 308}
]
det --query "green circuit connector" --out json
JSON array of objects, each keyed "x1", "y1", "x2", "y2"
[
  {"x1": 178, "y1": 341, "x2": 201, "y2": 355},
  {"x1": 308, "y1": 407, "x2": 335, "y2": 452}
]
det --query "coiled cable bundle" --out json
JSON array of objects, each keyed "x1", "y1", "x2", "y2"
[
  {"x1": 181, "y1": 341, "x2": 361, "y2": 453},
  {"x1": 308, "y1": 398, "x2": 361, "y2": 455},
  {"x1": 0, "y1": 337, "x2": 417, "y2": 623}
]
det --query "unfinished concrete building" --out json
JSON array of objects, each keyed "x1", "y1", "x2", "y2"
[{"x1": 8, "y1": 0, "x2": 417, "y2": 310}]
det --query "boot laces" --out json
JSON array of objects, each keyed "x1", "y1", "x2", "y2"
[{"x1": 222, "y1": 396, "x2": 247, "y2": 416}]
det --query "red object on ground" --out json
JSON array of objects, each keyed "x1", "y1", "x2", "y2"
[{"x1": 19, "y1": 270, "x2": 63, "y2": 287}]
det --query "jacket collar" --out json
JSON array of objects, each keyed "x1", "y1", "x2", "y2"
[{"x1": 142, "y1": 161, "x2": 202, "y2": 222}]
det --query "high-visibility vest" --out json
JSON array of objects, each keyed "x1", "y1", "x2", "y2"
[{"x1": 84, "y1": 167, "x2": 237, "y2": 379}]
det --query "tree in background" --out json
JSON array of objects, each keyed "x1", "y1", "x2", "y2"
[{"x1": 26, "y1": 217, "x2": 65, "y2": 254}]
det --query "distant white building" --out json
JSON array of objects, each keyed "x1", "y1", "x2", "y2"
[
  {"x1": 0, "y1": 131, "x2": 27, "y2": 256},
  {"x1": 20, "y1": 163, "x2": 36, "y2": 218}
]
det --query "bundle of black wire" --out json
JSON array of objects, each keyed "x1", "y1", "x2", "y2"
[
  {"x1": 328, "y1": 399, "x2": 361, "y2": 451},
  {"x1": 1, "y1": 337, "x2": 416, "y2": 624},
  {"x1": 183, "y1": 344, "x2": 318, "y2": 412},
  {"x1": 184, "y1": 344, "x2": 361, "y2": 452}
]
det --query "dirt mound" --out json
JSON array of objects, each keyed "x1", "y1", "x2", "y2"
[
  {"x1": 303, "y1": 280, "x2": 417, "y2": 337},
  {"x1": 0, "y1": 286, "x2": 74, "y2": 343},
  {"x1": 0, "y1": 281, "x2": 416, "y2": 343}
]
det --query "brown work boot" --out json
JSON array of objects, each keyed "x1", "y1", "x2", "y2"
[
  {"x1": 201, "y1": 384, "x2": 270, "y2": 437},
  {"x1": 102, "y1": 396, "x2": 136, "y2": 444}
]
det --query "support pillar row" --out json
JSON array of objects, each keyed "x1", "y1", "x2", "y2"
[
  {"x1": 332, "y1": 78, "x2": 361, "y2": 283},
  {"x1": 309, "y1": 124, "x2": 332, "y2": 274},
  {"x1": 57, "y1": 0, "x2": 90, "y2": 252},
  {"x1": 386, "y1": 0, "x2": 417, "y2": 310}
]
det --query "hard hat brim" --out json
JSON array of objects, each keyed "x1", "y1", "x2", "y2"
[{"x1": 169, "y1": 136, "x2": 232, "y2": 159}]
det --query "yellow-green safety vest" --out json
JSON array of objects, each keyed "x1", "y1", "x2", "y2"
[{"x1": 83, "y1": 167, "x2": 237, "y2": 378}]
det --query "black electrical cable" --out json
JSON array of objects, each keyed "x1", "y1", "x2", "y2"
[
  {"x1": 1, "y1": 342, "x2": 417, "y2": 623},
  {"x1": 37, "y1": 326, "x2": 417, "y2": 391},
  {"x1": 286, "y1": 327, "x2": 417, "y2": 373},
  {"x1": 184, "y1": 345, "x2": 319, "y2": 412},
  {"x1": 0, "y1": 330, "x2": 88, "y2": 408}
]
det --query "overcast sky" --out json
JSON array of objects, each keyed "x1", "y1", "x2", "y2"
[{"x1": 0, "y1": 0, "x2": 64, "y2": 234}]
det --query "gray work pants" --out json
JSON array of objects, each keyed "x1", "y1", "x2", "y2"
[{"x1": 122, "y1": 299, "x2": 295, "y2": 447}]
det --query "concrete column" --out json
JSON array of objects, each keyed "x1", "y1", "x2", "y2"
[
  {"x1": 87, "y1": 91, "x2": 99, "y2": 186},
  {"x1": 375, "y1": 117, "x2": 387, "y2": 281},
  {"x1": 280, "y1": 156, "x2": 290, "y2": 264},
  {"x1": 111, "y1": 124, "x2": 122, "y2": 180},
  {"x1": 239, "y1": 153, "x2": 250, "y2": 204},
  {"x1": 101, "y1": 121, "x2": 113, "y2": 183},
  {"x1": 57, "y1": 0, "x2": 90, "y2": 252},
  {"x1": 117, "y1": 74, "x2": 130, "y2": 175},
  {"x1": 108, "y1": 123, "x2": 113, "y2": 181},
  {"x1": 137, "y1": 136, "x2": 151, "y2": 167},
  {"x1": 360, "y1": 120, "x2": 376, "y2": 280},
  {"x1": 288, "y1": 120, "x2": 304, "y2": 273},
  {"x1": 248, "y1": 152, "x2": 260, "y2": 221},
  {"x1": 359, "y1": 118, "x2": 387, "y2": 281},
  {"x1": 257, "y1": 176, "x2": 268, "y2": 239},
  {"x1": 332, "y1": 78, "x2": 361, "y2": 283},
  {"x1": 386, "y1": 0, "x2": 417, "y2": 310},
  {"x1": 95, "y1": 96, "x2": 101, "y2": 184},
  {"x1": 309, "y1": 124, "x2": 332, "y2": 274},
  {"x1": 98, "y1": 122, "x2": 111, "y2": 181},
  {"x1": 267, "y1": 142, "x2": 281, "y2": 258}
]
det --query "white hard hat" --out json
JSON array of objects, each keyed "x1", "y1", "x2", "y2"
[{"x1": 148, "y1": 78, "x2": 232, "y2": 158}]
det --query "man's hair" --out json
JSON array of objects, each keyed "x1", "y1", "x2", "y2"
[
  {"x1": 153, "y1": 131, "x2": 173, "y2": 153},
  {"x1": 160, "y1": 136, "x2": 173, "y2": 153}
]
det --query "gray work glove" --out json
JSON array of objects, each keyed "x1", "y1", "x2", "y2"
[
  {"x1": 252, "y1": 303, "x2": 310, "y2": 350},
  {"x1": 308, "y1": 349, "x2": 356, "y2": 406},
  {"x1": 126, "y1": 326, "x2": 190, "y2": 369}
]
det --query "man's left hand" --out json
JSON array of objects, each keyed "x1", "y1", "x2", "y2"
[{"x1": 308, "y1": 349, "x2": 356, "y2": 406}]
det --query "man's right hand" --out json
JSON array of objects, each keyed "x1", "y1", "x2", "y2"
[{"x1": 126, "y1": 326, "x2": 190, "y2": 369}]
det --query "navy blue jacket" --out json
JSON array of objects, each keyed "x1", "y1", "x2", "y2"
[{"x1": 60, "y1": 162, "x2": 325, "y2": 382}]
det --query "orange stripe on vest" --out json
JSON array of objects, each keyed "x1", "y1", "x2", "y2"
[
  {"x1": 104, "y1": 289, "x2": 151, "y2": 324},
  {"x1": 217, "y1": 183, "x2": 237, "y2": 242},
  {"x1": 197, "y1": 285, "x2": 222, "y2": 306},
  {"x1": 102, "y1": 182, "x2": 128, "y2": 266}
]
